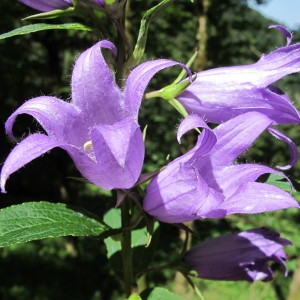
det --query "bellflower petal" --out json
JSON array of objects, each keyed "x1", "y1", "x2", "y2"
[
  {"x1": 143, "y1": 112, "x2": 299, "y2": 223},
  {"x1": 71, "y1": 41, "x2": 121, "y2": 125},
  {"x1": 18, "y1": 0, "x2": 73, "y2": 12},
  {"x1": 5, "y1": 96, "x2": 86, "y2": 145},
  {"x1": 207, "y1": 181, "x2": 297, "y2": 218},
  {"x1": 184, "y1": 228, "x2": 291, "y2": 282},
  {"x1": 0, "y1": 134, "x2": 67, "y2": 192},
  {"x1": 177, "y1": 114, "x2": 217, "y2": 154},
  {"x1": 91, "y1": 117, "x2": 144, "y2": 188},
  {"x1": 1, "y1": 40, "x2": 189, "y2": 192}
]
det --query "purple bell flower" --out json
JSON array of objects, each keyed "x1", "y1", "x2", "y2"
[
  {"x1": 143, "y1": 113, "x2": 299, "y2": 223},
  {"x1": 0, "y1": 40, "x2": 189, "y2": 192},
  {"x1": 177, "y1": 25, "x2": 300, "y2": 169},
  {"x1": 184, "y1": 228, "x2": 291, "y2": 282}
]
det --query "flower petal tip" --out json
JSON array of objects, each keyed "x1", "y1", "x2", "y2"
[{"x1": 268, "y1": 25, "x2": 293, "y2": 46}]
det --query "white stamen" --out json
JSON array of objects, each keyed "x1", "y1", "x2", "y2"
[{"x1": 83, "y1": 141, "x2": 93, "y2": 151}]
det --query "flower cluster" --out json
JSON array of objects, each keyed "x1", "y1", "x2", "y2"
[{"x1": 2, "y1": 1, "x2": 300, "y2": 286}]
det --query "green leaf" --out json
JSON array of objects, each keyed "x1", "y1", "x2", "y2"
[
  {"x1": 140, "y1": 287, "x2": 184, "y2": 300},
  {"x1": 22, "y1": 7, "x2": 75, "y2": 20},
  {"x1": 0, "y1": 201, "x2": 109, "y2": 247},
  {"x1": 0, "y1": 23, "x2": 91, "y2": 40}
]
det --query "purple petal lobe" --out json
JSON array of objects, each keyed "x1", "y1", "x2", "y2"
[
  {"x1": 5, "y1": 96, "x2": 86, "y2": 146},
  {"x1": 206, "y1": 182, "x2": 299, "y2": 218},
  {"x1": 91, "y1": 118, "x2": 144, "y2": 189},
  {"x1": 208, "y1": 164, "x2": 288, "y2": 199},
  {"x1": 269, "y1": 25, "x2": 293, "y2": 46},
  {"x1": 268, "y1": 127, "x2": 298, "y2": 170},
  {"x1": 177, "y1": 115, "x2": 217, "y2": 156},
  {"x1": 71, "y1": 41, "x2": 122, "y2": 125},
  {"x1": 206, "y1": 112, "x2": 272, "y2": 167},
  {"x1": 184, "y1": 228, "x2": 291, "y2": 281},
  {"x1": 0, "y1": 133, "x2": 67, "y2": 192},
  {"x1": 177, "y1": 114, "x2": 213, "y2": 142},
  {"x1": 18, "y1": 0, "x2": 72, "y2": 12}
]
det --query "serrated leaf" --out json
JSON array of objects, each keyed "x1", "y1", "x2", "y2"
[
  {"x1": 140, "y1": 287, "x2": 184, "y2": 300},
  {"x1": 0, "y1": 201, "x2": 109, "y2": 247},
  {"x1": 0, "y1": 23, "x2": 91, "y2": 40}
]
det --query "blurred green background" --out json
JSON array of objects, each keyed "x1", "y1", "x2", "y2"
[{"x1": 1, "y1": 0, "x2": 300, "y2": 299}]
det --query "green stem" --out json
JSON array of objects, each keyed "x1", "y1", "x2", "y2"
[{"x1": 121, "y1": 197, "x2": 133, "y2": 297}]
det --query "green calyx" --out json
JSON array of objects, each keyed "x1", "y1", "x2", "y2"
[{"x1": 160, "y1": 79, "x2": 192, "y2": 101}]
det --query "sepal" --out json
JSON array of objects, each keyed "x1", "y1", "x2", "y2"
[{"x1": 161, "y1": 79, "x2": 194, "y2": 101}]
